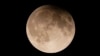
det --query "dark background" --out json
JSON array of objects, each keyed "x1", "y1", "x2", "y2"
[{"x1": 1, "y1": 0, "x2": 98, "y2": 56}]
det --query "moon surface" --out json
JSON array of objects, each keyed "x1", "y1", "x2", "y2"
[{"x1": 26, "y1": 5, "x2": 75, "y2": 53}]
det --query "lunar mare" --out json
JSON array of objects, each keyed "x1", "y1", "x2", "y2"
[{"x1": 26, "y1": 5, "x2": 75, "y2": 53}]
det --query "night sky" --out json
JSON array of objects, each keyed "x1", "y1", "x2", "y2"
[{"x1": 1, "y1": 0, "x2": 98, "y2": 56}]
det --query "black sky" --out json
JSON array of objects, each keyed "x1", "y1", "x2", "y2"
[{"x1": 1, "y1": 0, "x2": 98, "y2": 56}]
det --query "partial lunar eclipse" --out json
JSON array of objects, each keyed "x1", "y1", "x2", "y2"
[{"x1": 26, "y1": 5, "x2": 75, "y2": 53}]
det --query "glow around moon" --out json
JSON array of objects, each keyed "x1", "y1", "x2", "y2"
[{"x1": 26, "y1": 5, "x2": 75, "y2": 53}]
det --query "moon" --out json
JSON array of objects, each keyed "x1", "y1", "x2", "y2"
[{"x1": 26, "y1": 5, "x2": 75, "y2": 53}]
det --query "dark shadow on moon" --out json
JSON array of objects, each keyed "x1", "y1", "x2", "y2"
[{"x1": 34, "y1": 6, "x2": 73, "y2": 31}]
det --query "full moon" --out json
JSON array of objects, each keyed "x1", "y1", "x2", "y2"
[{"x1": 26, "y1": 5, "x2": 75, "y2": 53}]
